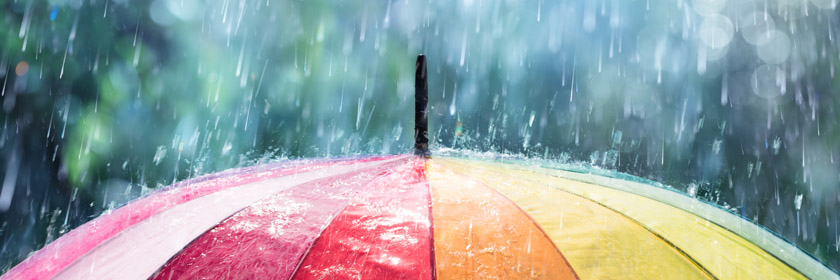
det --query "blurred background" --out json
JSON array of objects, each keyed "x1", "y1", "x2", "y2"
[{"x1": 1, "y1": 0, "x2": 839, "y2": 272}]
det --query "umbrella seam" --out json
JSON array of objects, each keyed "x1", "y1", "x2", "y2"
[
  {"x1": 543, "y1": 170, "x2": 831, "y2": 279},
  {"x1": 288, "y1": 201, "x2": 355, "y2": 279},
  {"x1": 163, "y1": 156, "x2": 407, "y2": 280},
  {"x1": 509, "y1": 160, "x2": 818, "y2": 279},
  {"x1": 458, "y1": 156, "x2": 838, "y2": 279},
  {"x1": 422, "y1": 158, "x2": 437, "y2": 280},
  {"x1": 432, "y1": 160, "x2": 581, "y2": 280},
  {"x1": 549, "y1": 189, "x2": 720, "y2": 280},
  {"x1": 2, "y1": 157, "x2": 382, "y2": 280},
  {"x1": 441, "y1": 159, "x2": 721, "y2": 280},
  {"x1": 287, "y1": 156, "x2": 413, "y2": 279},
  {"x1": 56, "y1": 156, "x2": 406, "y2": 280}
]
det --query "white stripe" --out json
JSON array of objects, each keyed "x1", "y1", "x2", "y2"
[{"x1": 54, "y1": 157, "x2": 402, "y2": 280}]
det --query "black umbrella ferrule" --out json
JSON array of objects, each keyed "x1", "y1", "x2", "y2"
[{"x1": 414, "y1": 54, "x2": 430, "y2": 157}]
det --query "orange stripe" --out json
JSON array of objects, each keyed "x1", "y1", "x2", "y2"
[{"x1": 427, "y1": 162, "x2": 577, "y2": 279}]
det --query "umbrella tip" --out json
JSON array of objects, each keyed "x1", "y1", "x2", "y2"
[{"x1": 414, "y1": 54, "x2": 430, "y2": 158}]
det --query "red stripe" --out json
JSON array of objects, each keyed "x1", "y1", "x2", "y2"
[
  {"x1": 3, "y1": 157, "x2": 389, "y2": 280},
  {"x1": 291, "y1": 158, "x2": 433, "y2": 280},
  {"x1": 150, "y1": 158, "x2": 406, "y2": 280}
]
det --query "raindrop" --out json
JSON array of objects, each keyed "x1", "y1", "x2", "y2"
[
  {"x1": 691, "y1": 0, "x2": 727, "y2": 16},
  {"x1": 794, "y1": 193, "x2": 803, "y2": 210},
  {"x1": 150, "y1": 0, "x2": 177, "y2": 26},
  {"x1": 740, "y1": 12, "x2": 776, "y2": 46},
  {"x1": 0, "y1": 150, "x2": 20, "y2": 212},
  {"x1": 713, "y1": 139, "x2": 722, "y2": 154},
  {"x1": 582, "y1": 2, "x2": 596, "y2": 32},
  {"x1": 699, "y1": 14, "x2": 734, "y2": 49},
  {"x1": 795, "y1": 193, "x2": 803, "y2": 236},
  {"x1": 528, "y1": 111, "x2": 535, "y2": 127},
  {"x1": 153, "y1": 146, "x2": 167, "y2": 166},
  {"x1": 756, "y1": 30, "x2": 791, "y2": 64},
  {"x1": 751, "y1": 64, "x2": 786, "y2": 99},
  {"x1": 688, "y1": 183, "x2": 698, "y2": 197},
  {"x1": 810, "y1": 0, "x2": 838, "y2": 9}
]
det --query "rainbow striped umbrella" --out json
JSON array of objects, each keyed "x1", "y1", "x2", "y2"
[
  {"x1": 2, "y1": 156, "x2": 837, "y2": 279},
  {"x1": 3, "y1": 56, "x2": 837, "y2": 279}
]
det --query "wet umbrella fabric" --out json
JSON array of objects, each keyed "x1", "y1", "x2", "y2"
[{"x1": 2, "y1": 156, "x2": 838, "y2": 280}]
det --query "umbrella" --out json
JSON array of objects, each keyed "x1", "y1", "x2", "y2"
[{"x1": 3, "y1": 56, "x2": 838, "y2": 280}]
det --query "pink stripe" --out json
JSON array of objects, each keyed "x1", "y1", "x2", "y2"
[
  {"x1": 149, "y1": 157, "x2": 407, "y2": 280},
  {"x1": 3, "y1": 156, "x2": 391, "y2": 280},
  {"x1": 292, "y1": 159, "x2": 433, "y2": 279}
]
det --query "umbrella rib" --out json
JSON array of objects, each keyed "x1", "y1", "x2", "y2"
[
  {"x1": 544, "y1": 189, "x2": 718, "y2": 280},
  {"x1": 471, "y1": 157, "x2": 838, "y2": 280},
  {"x1": 431, "y1": 161, "x2": 581, "y2": 280},
  {"x1": 287, "y1": 157, "x2": 404, "y2": 278},
  {"x1": 153, "y1": 156, "x2": 411, "y2": 280},
  {"x1": 436, "y1": 159, "x2": 718, "y2": 280},
  {"x1": 423, "y1": 159, "x2": 437, "y2": 280},
  {"x1": 511, "y1": 161, "x2": 827, "y2": 279},
  {"x1": 51, "y1": 156, "x2": 407, "y2": 280},
  {"x1": 561, "y1": 195, "x2": 717, "y2": 279},
  {"x1": 0, "y1": 157, "x2": 382, "y2": 280},
  {"x1": 289, "y1": 157, "x2": 433, "y2": 279},
  {"x1": 287, "y1": 189, "x2": 364, "y2": 278}
]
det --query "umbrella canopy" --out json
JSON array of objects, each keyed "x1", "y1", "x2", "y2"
[{"x1": 2, "y1": 155, "x2": 837, "y2": 280}]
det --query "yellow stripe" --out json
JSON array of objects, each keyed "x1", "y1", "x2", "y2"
[
  {"x1": 437, "y1": 158, "x2": 806, "y2": 280},
  {"x1": 517, "y1": 160, "x2": 836, "y2": 280},
  {"x1": 426, "y1": 162, "x2": 578, "y2": 279},
  {"x1": 433, "y1": 159, "x2": 711, "y2": 280}
]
